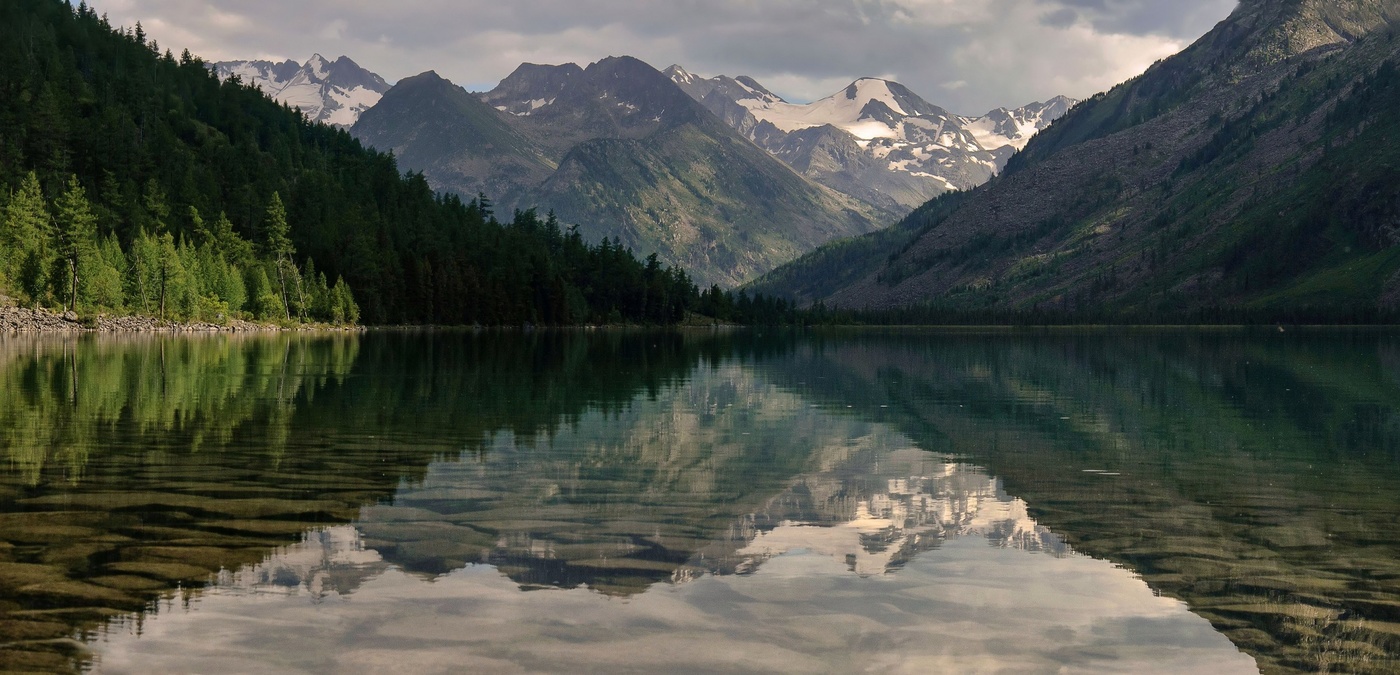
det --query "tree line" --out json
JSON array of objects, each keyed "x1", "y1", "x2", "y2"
[{"x1": 2, "y1": 172, "x2": 359, "y2": 323}]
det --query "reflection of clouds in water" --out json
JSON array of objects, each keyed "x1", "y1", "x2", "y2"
[
  {"x1": 93, "y1": 528, "x2": 1255, "y2": 674},
  {"x1": 737, "y1": 451, "x2": 1068, "y2": 577}
]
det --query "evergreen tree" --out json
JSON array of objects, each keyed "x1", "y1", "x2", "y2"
[
  {"x1": 88, "y1": 234, "x2": 126, "y2": 310},
  {"x1": 262, "y1": 193, "x2": 294, "y2": 321},
  {"x1": 52, "y1": 175, "x2": 98, "y2": 312},
  {"x1": 126, "y1": 231, "x2": 161, "y2": 314},
  {"x1": 1, "y1": 172, "x2": 52, "y2": 305}
]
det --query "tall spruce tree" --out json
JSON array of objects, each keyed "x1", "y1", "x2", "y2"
[
  {"x1": 1, "y1": 173, "x2": 51, "y2": 305},
  {"x1": 263, "y1": 193, "x2": 294, "y2": 321},
  {"x1": 53, "y1": 175, "x2": 97, "y2": 312}
]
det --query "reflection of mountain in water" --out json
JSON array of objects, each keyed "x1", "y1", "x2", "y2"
[
  {"x1": 734, "y1": 449, "x2": 1068, "y2": 578},
  {"x1": 347, "y1": 362, "x2": 883, "y2": 596},
  {"x1": 220, "y1": 369, "x2": 1070, "y2": 601},
  {"x1": 212, "y1": 526, "x2": 387, "y2": 601},
  {"x1": 137, "y1": 444, "x2": 1074, "y2": 625}
]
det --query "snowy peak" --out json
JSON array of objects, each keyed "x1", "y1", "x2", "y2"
[
  {"x1": 307, "y1": 53, "x2": 330, "y2": 79},
  {"x1": 662, "y1": 64, "x2": 698, "y2": 87},
  {"x1": 732, "y1": 76, "x2": 957, "y2": 144},
  {"x1": 841, "y1": 78, "x2": 942, "y2": 119},
  {"x1": 963, "y1": 96, "x2": 1078, "y2": 154},
  {"x1": 667, "y1": 68, "x2": 784, "y2": 108},
  {"x1": 667, "y1": 65, "x2": 1076, "y2": 210},
  {"x1": 212, "y1": 54, "x2": 391, "y2": 128}
]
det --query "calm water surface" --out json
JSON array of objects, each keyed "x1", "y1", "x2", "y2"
[{"x1": 1, "y1": 329, "x2": 1398, "y2": 673}]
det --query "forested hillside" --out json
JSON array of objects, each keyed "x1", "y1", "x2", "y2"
[{"x1": 0, "y1": 0, "x2": 703, "y2": 326}]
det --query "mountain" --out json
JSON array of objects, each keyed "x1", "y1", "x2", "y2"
[
  {"x1": 668, "y1": 67, "x2": 1074, "y2": 213},
  {"x1": 212, "y1": 54, "x2": 390, "y2": 127},
  {"x1": 961, "y1": 96, "x2": 1077, "y2": 164},
  {"x1": 750, "y1": 0, "x2": 1400, "y2": 321},
  {"x1": 352, "y1": 71, "x2": 556, "y2": 205},
  {"x1": 354, "y1": 56, "x2": 882, "y2": 287}
]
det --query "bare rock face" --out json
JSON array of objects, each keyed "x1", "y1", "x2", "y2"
[{"x1": 356, "y1": 57, "x2": 885, "y2": 288}]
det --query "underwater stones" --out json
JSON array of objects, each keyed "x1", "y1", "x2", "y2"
[
  {"x1": 0, "y1": 617, "x2": 70, "y2": 640},
  {"x1": 101, "y1": 562, "x2": 213, "y2": 584},
  {"x1": 358, "y1": 521, "x2": 496, "y2": 546},
  {"x1": 0, "y1": 562, "x2": 67, "y2": 589},
  {"x1": 12, "y1": 579, "x2": 139, "y2": 608},
  {"x1": 86, "y1": 575, "x2": 169, "y2": 592},
  {"x1": 0, "y1": 647, "x2": 80, "y2": 674},
  {"x1": 204, "y1": 519, "x2": 323, "y2": 537},
  {"x1": 1253, "y1": 525, "x2": 1331, "y2": 549}
]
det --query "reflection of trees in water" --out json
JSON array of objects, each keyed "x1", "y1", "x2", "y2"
[{"x1": 0, "y1": 334, "x2": 360, "y2": 483}]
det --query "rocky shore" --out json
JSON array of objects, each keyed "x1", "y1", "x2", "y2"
[{"x1": 0, "y1": 304, "x2": 310, "y2": 333}]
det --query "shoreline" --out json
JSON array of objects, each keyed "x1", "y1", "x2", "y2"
[{"x1": 0, "y1": 304, "x2": 360, "y2": 334}]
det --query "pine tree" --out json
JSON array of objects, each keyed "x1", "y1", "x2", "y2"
[
  {"x1": 263, "y1": 193, "x2": 294, "y2": 321},
  {"x1": 89, "y1": 234, "x2": 126, "y2": 310},
  {"x1": 126, "y1": 231, "x2": 161, "y2": 314},
  {"x1": 155, "y1": 232, "x2": 181, "y2": 319},
  {"x1": 142, "y1": 179, "x2": 170, "y2": 234},
  {"x1": 1, "y1": 172, "x2": 52, "y2": 305},
  {"x1": 52, "y1": 175, "x2": 98, "y2": 312},
  {"x1": 331, "y1": 276, "x2": 359, "y2": 325}
]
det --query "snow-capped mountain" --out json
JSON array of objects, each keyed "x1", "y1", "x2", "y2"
[
  {"x1": 669, "y1": 67, "x2": 1076, "y2": 212},
  {"x1": 961, "y1": 96, "x2": 1077, "y2": 166},
  {"x1": 213, "y1": 54, "x2": 390, "y2": 128}
]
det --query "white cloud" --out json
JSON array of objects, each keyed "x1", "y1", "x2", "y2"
[{"x1": 82, "y1": 0, "x2": 1237, "y2": 114}]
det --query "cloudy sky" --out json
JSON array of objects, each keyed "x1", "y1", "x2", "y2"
[{"x1": 84, "y1": 0, "x2": 1238, "y2": 114}]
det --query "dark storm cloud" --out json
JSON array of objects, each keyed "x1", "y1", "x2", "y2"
[
  {"x1": 1047, "y1": 0, "x2": 1236, "y2": 38},
  {"x1": 84, "y1": 0, "x2": 1237, "y2": 114}
]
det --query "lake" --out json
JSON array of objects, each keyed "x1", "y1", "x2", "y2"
[{"x1": 1, "y1": 328, "x2": 1398, "y2": 673}]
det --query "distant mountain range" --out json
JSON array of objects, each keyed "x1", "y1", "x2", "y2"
[
  {"x1": 354, "y1": 57, "x2": 884, "y2": 287},
  {"x1": 666, "y1": 65, "x2": 1074, "y2": 212},
  {"x1": 750, "y1": 0, "x2": 1400, "y2": 320},
  {"x1": 214, "y1": 52, "x2": 1072, "y2": 287},
  {"x1": 212, "y1": 54, "x2": 389, "y2": 127}
]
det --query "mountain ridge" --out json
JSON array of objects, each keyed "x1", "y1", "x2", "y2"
[
  {"x1": 668, "y1": 69, "x2": 1075, "y2": 214},
  {"x1": 353, "y1": 56, "x2": 884, "y2": 287},
  {"x1": 750, "y1": 0, "x2": 1400, "y2": 319},
  {"x1": 212, "y1": 53, "x2": 390, "y2": 127}
]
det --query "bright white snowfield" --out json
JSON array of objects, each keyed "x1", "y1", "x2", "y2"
[
  {"x1": 667, "y1": 66, "x2": 1077, "y2": 203},
  {"x1": 212, "y1": 54, "x2": 391, "y2": 128}
]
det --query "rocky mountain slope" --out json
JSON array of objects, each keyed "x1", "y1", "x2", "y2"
[
  {"x1": 667, "y1": 65, "x2": 1073, "y2": 214},
  {"x1": 212, "y1": 54, "x2": 389, "y2": 127},
  {"x1": 353, "y1": 57, "x2": 882, "y2": 287},
  {"x1": 352, "y1": 71, "x2": 556, "y2": 206},
  {"x1": 751, "y1": 0, "x2": 1400, "y2": 321}
]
